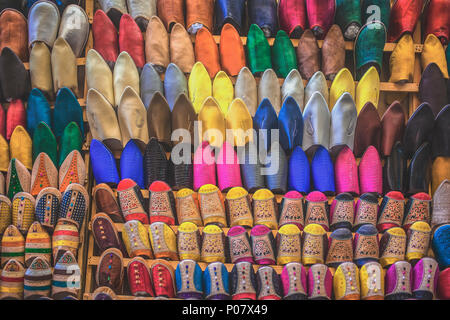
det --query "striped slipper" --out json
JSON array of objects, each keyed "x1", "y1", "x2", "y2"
[
  {"x1": 1, "y1": 225, "x2": 24, "y2": 267},
  {"x1": 51, "y1": 251, "x2": 80, "y2": 300},
  {"x1": 0, "y1": 258, "x2": 24, "y2": 299},
  {"x1": 52, "y1": 218, "x2": 79, "y2": 265},
  {"x1": 24, "y1": 257, "x2": 52, "y2": 299},
  {"x1": 25, "y1": 221, "x2": 51, "y2": 267}
]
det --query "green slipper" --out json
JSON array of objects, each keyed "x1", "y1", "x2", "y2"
[
  {"x1": 59, "y1": 122, "x2": 83, "y2": 167},
  {"x1": 246, "y1": 24, "x2": 272, "y2": 75},
  {"x1": 32, "y1": 122, "x2": 57, "y2": 167},
  {"x1": 272, "y1": 30, "x2": 298, "y2": 78},
  {"x1": 335, "y1": 0, "x2": 362, "y2": 40},
  {"x1": 354, "y1": 21, "x2": 386, "y2": 80}
]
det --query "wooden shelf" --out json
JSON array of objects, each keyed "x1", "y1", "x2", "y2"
[
  {"x1": 158, "y1": 73, "x2": 420, "y2": 93},
  {"x1": 204, "y1": 35, "x2": 424, "y2": 53},
  {"x1": 88, "y1": 222, "x2": 384, "y2": 241},
  {"x1": 93, "y1": 187, "x2": 385, "y2": 207},
  {"x1": 104, "y1": 188, "x2": 290, "y2": 202},
  {"x1": 23, "y1": 58, "x2": 87, "y2": 70},
  {"x1": 82, "y1": 0, "x2": 429, "y2": 300}
]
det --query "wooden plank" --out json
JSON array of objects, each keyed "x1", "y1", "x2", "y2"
[
  {"x1": 67, "y1": 63, "x2": 419, "y2": 96},
  {"x1": 410, "y1": 21, "x2": 422, "y2": 115},
  {"x1": 23, "y1": 58, "x2": 86, "y2": 70},
  {"x1": 79, "y1": 0, "x2": 95, "y2": 300},
  {"x1": 84, "y1": 230, "x2": 96, "y2": 295},
  {"x1": 73, "y1": 152, "x2": 91, "y2": 299},
  {"x1": 202, "y1": 35, "x2": 423, "y2": 53},
  {"x1": 105, "y1": 188, "x2": 288, "y2": 202},
  {"x1": 88, "y1": 222, "x2": 384, "y2": 241},
  {"x1": 233, "y1": 78, "x2": 419, "y2": 93},
  {"x1": 101, "y1": 188, "x2": 382, "y2": 207},
  {"x1": 85, "y1": 0, "x2": 95, "y2": 23},
  {"x1": 153, "y1": 71, "x2": 420, "y2": 93},
  {"x1": 83, "y1": 189, "x2": 97, "y2": 295}
]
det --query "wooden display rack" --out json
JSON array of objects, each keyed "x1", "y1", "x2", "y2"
[{"x1": 81, "y1": 0, "x2": 433, "y2": 300}]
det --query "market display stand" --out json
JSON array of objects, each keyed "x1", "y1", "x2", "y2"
[{"x1": 81, "y1": 0, "x2": 431, "y2": 300}]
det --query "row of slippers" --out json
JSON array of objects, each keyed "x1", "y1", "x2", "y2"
[
  {"x1": 0, "y1": 177, "x2": 90, "y2": 299},
  {"x1": 87, "y1": 53, "x2": 359, "y2": 152},
  {"x1": 92, "y1": 3, "x2": 450, "y2": 85},
  {"x1": 91, "y1": 255, "x2": 447, "y2": 300},
  {"x1": 0, "y1": 87, "x2": 84, "y2": 142},
  {"x1": 2, "y1": 150, "x2": 86, "y2": 200},
  {"x1": 87, "y1": 37, "x2": 448, "y2": 124},
  {"x1": 94, "y1": 10, "x2": 353, "y2": 82},
  {"x1": 0, "y1": 7, "x2": 354, "y2": 104},
  {"x1": 0, "y1": 123, "x2": 84, "y2": 181},
  {"x1": 91, "y1": 198, "x2": 448, "y2": 267},
  {"x1": 0, "y1": 3, "x2": 88, "y2": 61},
  {"x1": 0, "y1": 86, "x2": 85, "y2": 186},
  {"x1": 90, "y1": 135, "x2": 444, "y2": 198},
  {"x1": 89, "y1": 8, "x2": 449, "y2": 162},
  {"x1": 253, "y1": 88, "x2": 449, "y2": 159},
  {"x1": 0, "y1": 181, "x2": 88, "y2": 235},
  {"x1": 0, "y1": 251, "x2": 81, "y2": 300},
  {"x1": 86, "y1": 60, "x2": 401, "y2": 151},
  {"x1": 94, "y1": 0, "x2": 450, "y2": 75},
  {"x1": 0, "y1": 3, "x2": 88, "y2": 101},
  {"x1": 94, "y1": 0, "x2": 447, "y2": 43},
  {"x1": 89, "y1": 6, "x2": 450, "y2": 114},
  {"x1": 91, "y1": 207, "x2": 450, "y2": 270},
  {"x1": 85, "y1": 59, "x2": 450, "y2": 158},
  {"x1": 91, "y1": 178, "x2": 450, "y2": 231},
  {"x1": 2, "y1": 2, "x2": 450, "y2": 114},
  {"x1": 244, "y1": 22, "x2": 440, "y2": 83},
  {"x1": 91, "y1": 10, "x2": 357, "y2": 81},
  {"x1": 1, "y1": 219, "x2": 81, "y2": 269},
  {"x1": 85, "y1": 50, "x2": 442, "y2": 153}
]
